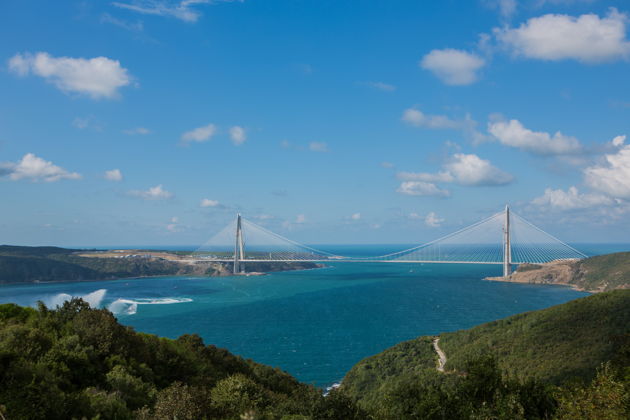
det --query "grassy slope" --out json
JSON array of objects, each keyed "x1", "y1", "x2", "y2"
[
  {"x1": 343, "y1": 290, "x2": 630, "y2": 405},
  {"x1": 440, "y1": 290, "x2": 630, "y2": 383},
  {"x1": 576, "y1": 252, "x2": 630, "y2": 291}
]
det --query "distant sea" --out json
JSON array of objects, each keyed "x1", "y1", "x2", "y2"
[{"x1": 1, "y1": 243, "x2": 628, "y2": 388}]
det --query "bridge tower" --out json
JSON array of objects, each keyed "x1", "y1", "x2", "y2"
[
  {"x1": 233, "y1": 213, "x2": 245, "y2": 274},
  {"x1": 503, "y1": 205, "x2": 512, "y2": 277}
]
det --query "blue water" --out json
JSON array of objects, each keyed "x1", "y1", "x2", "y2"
[{"x1": 4, "y1": 245, "x2": 615, "y2": 388}]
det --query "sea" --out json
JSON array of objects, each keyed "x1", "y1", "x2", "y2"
[{"x1": 0, "y1": 243, "x2": 627, "y2": 389}]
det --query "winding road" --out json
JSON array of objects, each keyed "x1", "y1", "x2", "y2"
[{"x1": 433, "y1": 337, "x2": 447, "y2": 372}]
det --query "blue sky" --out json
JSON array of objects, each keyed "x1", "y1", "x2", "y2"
[{"x1": 1, "y1": 0, "x2": 630, "y2": 246}]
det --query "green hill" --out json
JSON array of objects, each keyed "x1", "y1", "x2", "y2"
[
  {"x1": 342, "y1": 290, "x2": 630, "y2": 414},
  {"x1": 0, "y1": 299, "x2": 364, "y2": 420},
  {"x1": 576, "y1": 251, "x2": 630, "y2": 292}
]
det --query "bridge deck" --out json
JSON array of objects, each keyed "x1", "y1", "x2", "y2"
[{"x1": 196, "y1": 259, "x2": 505, "y2": 264}]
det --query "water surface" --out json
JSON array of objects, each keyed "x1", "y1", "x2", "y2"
[{"x1": 0, "y1": 260, "x2": 591, "y2": 387}]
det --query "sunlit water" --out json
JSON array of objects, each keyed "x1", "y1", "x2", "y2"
[{"x1": 1, "y1": 244, "x2": 626, "y2": 388}]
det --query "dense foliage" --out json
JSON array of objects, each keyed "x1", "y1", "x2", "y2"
[
  {"x1": 440, "y1": 289, "x2": 630, "y2": 383},
  {"x1": 0, "y1": 299, "x2": 365, "y2": 419},
  {"x1": 342, "y1": 291, "x2": 630, "y2": 419}
]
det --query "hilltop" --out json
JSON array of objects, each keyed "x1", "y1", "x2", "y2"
[
  {"x1": 486, "y1": 251, "x2": 630, "y2": 292},
  {"x1": 342, "y1": 290, "x2": 630, "y2": 416}
]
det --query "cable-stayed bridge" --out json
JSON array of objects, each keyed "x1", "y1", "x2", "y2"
[{"x1": 193, "y1": 206, "x2": 587, "y2": 276}]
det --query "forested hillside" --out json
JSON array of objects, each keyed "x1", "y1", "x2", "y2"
[
  {"x1": 342, "y1": 290, "x2": 630, "y2": 419},
  {"x1": 0, "y1": 299, "x2": 364, "y2": 419}
]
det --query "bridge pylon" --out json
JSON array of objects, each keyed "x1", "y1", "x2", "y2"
[
  {"x1": 503, "y1": 205, "x2": 512, "y2": 277},
  {"x1": 233, "y1": 213, "x2": 245, "y2": 274}
]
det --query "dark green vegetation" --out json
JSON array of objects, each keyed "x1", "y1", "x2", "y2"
[
  {"x1": 575, "y1": 252, "x2": 630, "y2": 292},
  {"x1": 0, "y1": 299, "x2": 365, "y2": 419},
  {"x1": 0, "y1": 245, "x2": 319, "y2": 284},
  {"x1": 342, "y1": 290, "x2": 630, "y2": 419}
]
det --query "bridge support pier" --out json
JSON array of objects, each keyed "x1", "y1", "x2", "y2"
[
  {"x1": 233, "y1": 214, "x2": 245, "y2": 274},
  {"x1": 503, "y1": 205, "x2": 512, "y2": 277}
]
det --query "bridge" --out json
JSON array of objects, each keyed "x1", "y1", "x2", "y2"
[{"x1": 193, "y1": 206, "x2": 587, "y2": 276}]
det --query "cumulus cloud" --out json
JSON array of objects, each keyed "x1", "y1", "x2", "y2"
[
  {"x1": 104, "y1": 169, "x2": 123, "y2": 181},
  {"x1": 8, "y1": 52, "x2": 132, "y2": 99},
  {"x1": 488, "y1": 118, "x2": 582, "y2": 155},
  {"x1": 425, "y1": 211, "x2": 445, "y2": 227},
  {"x1": 112, "y1": 0, "x2": 239, "y2": 23},
  {"x1": 123, "y1": 127, "x2": 150, "y2": 135},
  {"x1": 200, "y1": 198, "x2": 219, "y2": 207},
  {"x1": 181, "y1": 123, "x2": 216, "y2": 143},
  {"x1": 584, "y1": 144, "x2": 630, "y2": 199},
  {"x1": 420, "y1": 49, "x2": 486, "y2": 85},
  {"x1": 401, "y1": 108, "x2": 461, "y2": 129},
  {"x1": 399, "y1": 153, "x2": 513, "y2": 187},
  {"x1": 397, "y1": 181, "x2": 450, "y2": 197},
  {"x1": 0, "y1": 153, "x2": 81, "y2": 182},
  {"x1": 611, "y1": 135, "x2": 626, "y2": 147},
  {"x1": 229, "y1": 126, "x2": 246, "y2": 145},
  {"x1": 531, "y1": 186, "x2": 615, "y2": 210},
  {"x1": 350, "y1": 213, "x2": 361, "y2": 220},
  {"x1": 495, "y1": 8, "x2": 630, "y2": 63},
  {"x1": 128, "y1": 184, "x2": 173, "y2": 200},
  {"x1": 309, "y1": 142, "x2": 328, "y2": 152}
]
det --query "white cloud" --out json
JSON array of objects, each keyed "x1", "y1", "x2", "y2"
[
  {"x1": 425, "y1": 211, "x2": 445, "y2": 227},
  {"x1": 0, "y1": 153, "x2": 81, "y2": 182},
  {"x1": 488, "y1": 118, "x2": 582, "y2": 155},
  {"x1": 200, "y1": 198, "x2": 219, "y2": 207},
  {"x1": 104, "y1": 169, "x2": 123, "y2": 181},
  {"x1": 365, "y1": 81, "x2": 396, "y2": 92},
  {"x1": 8, "y1": 52, "x2": 132, "y2": 99},
  {"x1": 381, "y1": 161, "x2": 394, "y2": 168},
  {"x1": 584, "y1": 144, "x2": 630, "y2": 199},
  {"x1": 229, "y1": 126, "x2": 246, "y2": 145},
  {"x1": 531, "y1": 186, "x2": 614, "y2": 210},
  {"x1": 128, "y1": 184, "x2": 173, "y2": 200},
  {"x1": 350, "y1": 213, "x2": 361, "y2": 220},
  {"x1": 612, "y1": 135, "x2": 626, "y2": 147},
  {"x1": 101, "y1": 12, "x2": 144, "y2": 31},
  {"x1": 398, "y1": 153, "x2": 513, "y2": 187},
  {"x1": 401, "y1": 108, "x2": 461, "y2": 129},
  {"x1": 444, "y1": 153, "x2": 513, "y2": 186},
  {"x1": 123, "y1": 127, "x2": 150, "y2": 135},
  {"x1": 295, "y1": 214, "x2": 306, "y2": 223},
  {"x1": 309, "y1": 142, "x2": 328, "y2": 152},
  {"x1": 181, "y1": 123, "x2": 216, "y2": 143},
  {"x1": 495, "y1": 8, "x2": 630, "y2": 63},
  {"x1": 420, "y1": 49, "x2": 486, "y2": 85},
  {"x1": 396, "y1": 181, "x2": 450, "y2": 197},
  {"x1": 112, "y1": 0, "x2": 227, "y2": 23}
]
